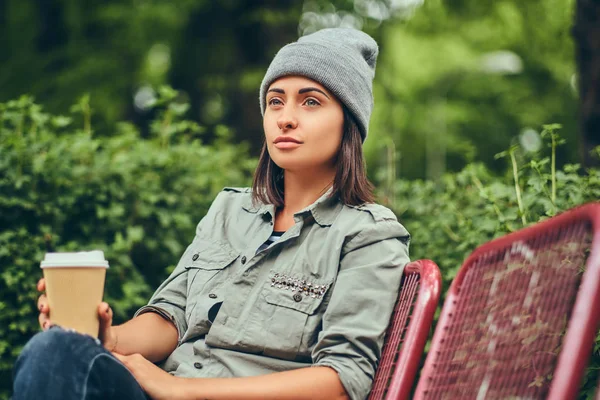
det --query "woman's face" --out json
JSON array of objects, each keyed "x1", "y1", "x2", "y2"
[{"x1": 263, "y1": 76, "x2": 344, "y2": 173}]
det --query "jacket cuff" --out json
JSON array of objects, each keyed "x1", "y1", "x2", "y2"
[
  {"x1": 313, "y1": 357, "x2": 369, "y2": 400},
  {"x1": 134, "y1": 304, "x2": 186, "y2": 343}
]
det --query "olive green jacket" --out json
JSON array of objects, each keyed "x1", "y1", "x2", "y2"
[{"x1": 135, "y1": 187, "x2": 410, "y2": 400}]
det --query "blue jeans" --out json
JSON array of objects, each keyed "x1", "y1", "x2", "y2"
[{"x1": 12, "y1": 327, "x2": 150, "y2": 400}]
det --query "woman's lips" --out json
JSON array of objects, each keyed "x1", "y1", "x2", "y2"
[
  {"x1": 273, "y1": 136, "x2": 303, "y2": 149},
  {"x1": 274, "y1": 141, "x2": 302, "y2": 149}
]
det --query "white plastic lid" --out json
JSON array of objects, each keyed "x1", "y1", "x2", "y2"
[{"x1": 40, "y1": 250, "x2": 109, "y2": 268}]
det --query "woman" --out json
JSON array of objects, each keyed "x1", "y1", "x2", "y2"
[{"x1": 13, "y1": 28, "x2": 410, "y2": 400}]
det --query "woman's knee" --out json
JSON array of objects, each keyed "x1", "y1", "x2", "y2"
[
  {"x1": 20, "y1": 328, "x2": 79, "y2": 359},
  {"x1": 16, "y1": 327, "x2": 102, "y2": 373},
  {"x1": 13, "y1": 328, "x2": 111, "y2": 399},
  {"x1": 23, "y1": 327, "x2": 70, "y2": 350}
]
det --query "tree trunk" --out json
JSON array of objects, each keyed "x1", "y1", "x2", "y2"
[{"x1": 574, "y1": 0, "x2": 600, "y2": 167}]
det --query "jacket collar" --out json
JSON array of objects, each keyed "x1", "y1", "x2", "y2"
[{"x1": 242, "y1": 188, "x2": 343, "y2": 227}]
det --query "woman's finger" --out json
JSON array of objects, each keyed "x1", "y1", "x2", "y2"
[
  {"x1": 36, "y1": 278, "x2": 51, "y2": 330},
  {"x1": 98, "y1": 302, "x2": 113, "y2": 324},
  {"x1": 38, "y1": 312, "x2": 51, "y2": 331},
  {"x1": 37, "y1": 278, "x2": 45, "y2": 292},
  {"x1": 98, "y1": 302, "x2": 117, "y2": 349},
  {"x1": 37, "y1": 294, "x2": 48, "y2": 313}
]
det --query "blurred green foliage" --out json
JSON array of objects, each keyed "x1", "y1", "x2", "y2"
[
  {"x1": 0, "y1": 0, "x2": 300, "y2": 149},
  {"x1": 0, "y1": 94, "x2": 255, "y2": 399},
  {"x1": 391, "y1": 124, "x2": 600, "y2": 288},
  {"x1": 365, "y1": 0, "x2": 579, "y2": 180},
  {"x1": 0, "y1": 0, "x2": 581, "y2": 179}
]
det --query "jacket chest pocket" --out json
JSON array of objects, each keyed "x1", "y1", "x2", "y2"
[
  {"x1": 258, "y1": 272, "x2": 332, "y2": 360},
  {"x1": 183, "y1": 239, "x2": 238, "y2": 333}
]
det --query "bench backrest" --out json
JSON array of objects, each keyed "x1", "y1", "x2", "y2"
[
  {"x1": 369, "y1": 259, "x2": 442, "y2": 400},
  {"x1": 414, "y1": 204, "x2": 600, "y2": 399}
]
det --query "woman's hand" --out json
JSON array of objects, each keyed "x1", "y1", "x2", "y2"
[
  {"x1": 36, "y1": 278, "x2": 119, "y2": 352},
  {"x1": 36, "y1": 278, "x2": 52, "y2": 331},
  {"x1": 112, "y1": 352, "x2": 187, "y2": 400}
]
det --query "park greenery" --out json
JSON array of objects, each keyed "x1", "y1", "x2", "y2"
[
  {"x1": 1, "y1": 0, "x2": 598, "y2": 398},
  {"x1": 0, "y1": 0, "x2": 583, "y2": 178}
]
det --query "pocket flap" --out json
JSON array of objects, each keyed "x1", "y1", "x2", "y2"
[
  {"x1": 184, "y1": 238, "x2": 238, "y2": 270},
  {"x1": 263, "y1": 272, "x2": 331, "y2": 315}
]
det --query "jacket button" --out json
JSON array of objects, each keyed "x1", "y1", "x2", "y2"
[
  {"x1": 293, "y1": 293, "x2": 302, "y2": 302},
  {"x1": 194, "y1": 362, "x2": 203, "y2": 369},
  {"x1": 241, "y1": 256, "x2": 247, "y2": 264},
  {"x1": 208, "y1": 293, "x2": 217, "y2": 299},
  {"x1": 192, "y1": 254, "x2": 199, "y2": 261}
]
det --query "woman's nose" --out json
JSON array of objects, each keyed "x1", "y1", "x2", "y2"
[{"x1": 277, "y1": 110, "x2": 298, "y2": 131}]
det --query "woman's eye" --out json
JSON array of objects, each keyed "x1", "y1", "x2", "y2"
[
  {"x1": 268, "y1": 98, "x2": 283, "y2": 106},
  {"x1": 304, "y1": 98, "x2": 320, "y2": 107}
]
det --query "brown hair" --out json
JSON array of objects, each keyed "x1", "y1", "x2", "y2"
[{"x1": 252, "y1": 107, "x2": 375, "y2": 207}]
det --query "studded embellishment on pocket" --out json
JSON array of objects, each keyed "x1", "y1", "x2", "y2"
[{"x1": 270, "y1": 273, "x2": 329, "y2": 299}]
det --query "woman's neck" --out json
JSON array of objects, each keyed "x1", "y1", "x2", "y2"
[{"x1": 273, "y1": 168, "x2": 335, "y2": 231}]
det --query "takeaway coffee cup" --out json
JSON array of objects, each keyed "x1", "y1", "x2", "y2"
[{"x1": 40, "y1": 250, "x2": 109, "y2": 337}]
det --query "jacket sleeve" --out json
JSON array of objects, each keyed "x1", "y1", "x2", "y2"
[
  {"x1": 312, "y1": 218, "x2": 410, "y2": 400},
  {"x1": 133, "y1": 191, "x2": 228, "y2": 341},
  {"x1": 133, "y1": 260, "x2": 190, "y2": 342}
]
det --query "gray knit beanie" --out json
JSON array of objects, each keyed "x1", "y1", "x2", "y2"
[{"x1": 259, "y1": 28, "x2": 378, "y2": 142}]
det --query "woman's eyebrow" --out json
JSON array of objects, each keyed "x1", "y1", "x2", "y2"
[
  {"x1": 298, "y1": 87, "x2": 330, "y2": 99},
  {"x1": 267, "y1": 88, "x2": 285, "y2": 94}
]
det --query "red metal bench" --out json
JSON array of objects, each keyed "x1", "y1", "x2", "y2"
[
  {"x1": 369, "y1": 259, "x2": 442, "y2": 400},
  {"x1": 414, "y1": 203, "x2": 600, "y2": 399}
]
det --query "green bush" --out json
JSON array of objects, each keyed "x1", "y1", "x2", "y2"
[
  {"x1": 0, "y1": 93, "x2": 255, "y2": 399},
  {"x1": 388, "y1": 125, "x2": 600, "y2": 398}
]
